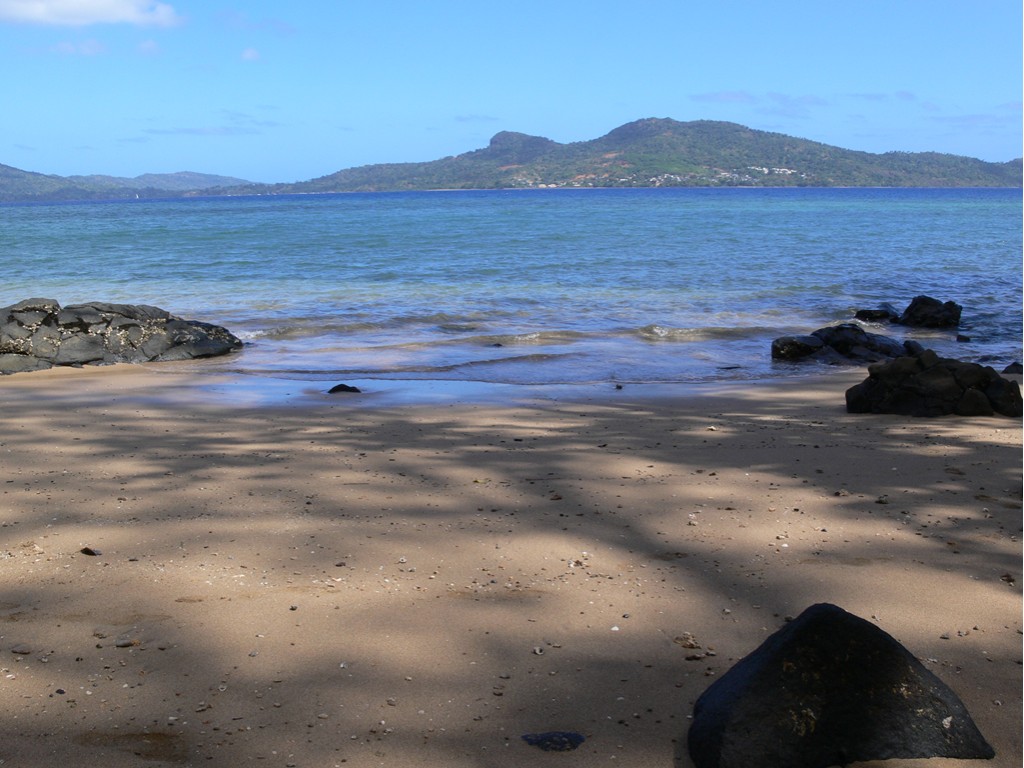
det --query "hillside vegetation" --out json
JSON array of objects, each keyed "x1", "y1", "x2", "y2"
[
  {"x1": 2, "y1": 119, "x2": 1020, "y2": 202},
  {"x1": 257, "y1": 118, "x2": 1022, "y2": 193},
  {"x1": 0, "y1": 165, "x2": 249, "y2": 203}
]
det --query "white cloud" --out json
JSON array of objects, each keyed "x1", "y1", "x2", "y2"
[
  {"x1": 51, "y1": 37, "x2": 105, "y2": 54},
  {"x1": 0, "y1": 0, "x2": 181, "y2": 26},
  {"x1": 241, "y1": 47, "x2": 260, "y2": 61}
]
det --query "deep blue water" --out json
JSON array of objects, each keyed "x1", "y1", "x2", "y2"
[{"x1": 1, "y1": 187, "x2": 1021, "y2": 387}]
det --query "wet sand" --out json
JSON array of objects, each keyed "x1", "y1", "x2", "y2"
[{"x1": 0, "y1": 365, "x2": 1020, "y2": 767}]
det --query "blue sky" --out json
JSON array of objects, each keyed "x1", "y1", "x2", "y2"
[{"x1": 1, "y1": 0, "x2": 1020, "y2": 182}]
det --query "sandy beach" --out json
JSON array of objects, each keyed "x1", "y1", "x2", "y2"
[{"x1": 0, "y1": 364, "x2": 1019, "y2": 768}]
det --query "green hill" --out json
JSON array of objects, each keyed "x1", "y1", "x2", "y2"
[
  {"x1": 0, "y1": 165, "x2": 250, "y2": 203},
  {"x1": 258, "y1": 118, "x2": 1022, "y2": 193},
  {"x1": 66, "y1": 171, "x2": 250, "y2": 192},
  {"x1": 2, "y1": 119, "x2": 1020, "y2": 203}
]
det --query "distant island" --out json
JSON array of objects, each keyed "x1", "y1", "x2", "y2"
[
  {"x1": 0, "y1": 166, "x2": 250, "y2": 204},
  {"x1": 2, "y1": 119, "x2": 1021, "y2": 203}
]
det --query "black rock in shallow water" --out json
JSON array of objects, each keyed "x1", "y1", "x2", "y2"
[
  {"x1": 0, "y1": 298, "x2": 241, "y2": 374},
  {"x1": 853, "y1": 296, "x2": 962, "y2": 328},
  {"x1": 895, "y1": 294, "x2": 963, "y2": 328},
  {"x1": 853, "y1": 307, "x2": 898, "y2": 322},
  {"x1": 688, "y1": 603, "x2": 995, "y2": 768},
  {"x1": 771, "y1": 323, "x2": 909, "y2": 365}
]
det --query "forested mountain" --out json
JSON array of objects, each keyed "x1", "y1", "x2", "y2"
[
  {"x1": 247, "y1": 118, "x2": 1022, "y2": 194},
  {"x1": 0, "y1": 165, "x2": 249, "y2": 203},
  {"x1": 2, "y1": 119, "x2": 1020, "y2": 203},
  {"x1": 66, "y1": 171, "x2": 249, "y2": 193}
]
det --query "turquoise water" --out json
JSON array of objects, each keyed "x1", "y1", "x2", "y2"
[{"x1": 1, "y1": 188, "x2": 1020, "y2": 387}]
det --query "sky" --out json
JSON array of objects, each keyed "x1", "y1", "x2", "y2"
[{"x1": 1, "y1": 1, "x2": 1021, "y2": 183}]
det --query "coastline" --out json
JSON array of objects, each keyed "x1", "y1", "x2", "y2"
[
  {"x1": 0, "y1": 362, "x2": 880, "y2": 409},
  {"x1": 0, "y1": 364, "x2": 1020, "y2": 766}
]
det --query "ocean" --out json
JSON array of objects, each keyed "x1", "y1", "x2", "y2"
[{"x1": 2, "y1": 187, "x2": 1021, "y2": 395}]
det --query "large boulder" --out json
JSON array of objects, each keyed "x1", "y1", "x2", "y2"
[
  {"x1": 688, "y1": 603, "x2": 994, "y2": 768},
  {"x1": 846, "y1": 348, "x2": 1022, "y2": 417},
  {"x1": 895, "y1": 295, "x2": 962, "y2": 328},
  {"x1": 853, "y1": 296, "x2": 962, "y2": 328},
  {"x1": 772, "y1": 323, "x2": 910, "y2": 365},
  {"x1": 0, "y1": 298, "x2": 242, "y2": 375}
]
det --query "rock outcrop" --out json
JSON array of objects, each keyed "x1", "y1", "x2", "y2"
[
  {"x1": 853, "y1": 295, "x2": 962, "y2": 328},
  {"x1": 688, "y1": 603, "x2": 995, "y2": 768},
  {"x1": 0, "y1": 298, "x2": 242, "y2": 375},
  {"x1": 846, "y1": 348, "x2": 1022, "y2": 417},
  {"x1": 771, "y1": 323, "x2": 912, "y2": 365},
  {"x1": 894, "y1": 295, "x2": 963, "y2": 328}
]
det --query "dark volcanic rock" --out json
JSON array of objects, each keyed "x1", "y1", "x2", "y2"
[
  {"x1": 769, "y1": 334, "x2": 825, "y2": 360},
  {"x1": 846, "y1": 348, "x2": 1022, "y2": 417},
  {"x1": 853, "y1": 297, "x2": 962, "y2": 328},
  {"x1": 853, "y1": 308, "x2": 897, "y2": 322},
  {"x1": 895, "y1": 295, "x2": 962, "y2": 328},
  {"x1": 0, "y1": 298, "x2": 242, "y2": 375},
  {"x1": 328, "y1": 383, "x2": 362, "y2": 394},
  {"x1": 772, "y1": 323, "x2": 909, "y2": 365},
  {"x1": 0, "y1": 353, "x2": 52, "y2": 375},
  {"x1": 853, "y1": 301, "x2": 901, "y2": 323},
  {"x1": 687, "y1": 603, "x2": 994, "y2": 768}
]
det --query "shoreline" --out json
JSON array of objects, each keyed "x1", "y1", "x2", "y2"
[
  {"x1": 0, "y1": 364, "x2": 1019, "y2": 766},
  {"x1": 0, "y1": 360, "x2": 918, "y2": 409}
]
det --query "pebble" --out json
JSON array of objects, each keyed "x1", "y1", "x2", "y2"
[
  {"x1": 522, "y1": 731, "x2": 586, "y2": 752},
  {"x1": 674, "y1": 633, "x2": 701, "y2": 649}
]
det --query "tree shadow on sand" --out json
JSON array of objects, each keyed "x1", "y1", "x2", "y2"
[{"x1": 0, "y1": 373, "x2": 1019, "y2": 766}]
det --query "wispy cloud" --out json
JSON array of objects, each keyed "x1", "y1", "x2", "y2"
[
  {"x1": 690, "y1": 91, "x2": 757, "y2": 104},
  {"x1": 850, "y1": 91, "x2": 920, "y2": 104},
  {"x1": 136, "y1": 110, "x2": 282, "y2": 139},
  {"x1": 849, "y1": 92, "x2": 889, "y2": 103},
  {"x1": 218, "y1": 10, "x2": 295, "y2": 37},
  {"x1": 241, "y1": 47, "x2": 260, "y2": 62},
  {"x1": 143, "y1": 125, "x2": 262, "y2": 137},
  {"x1": 50, "y1": 38, "x2": 106, "y2": 55},
  {"x1": 0, "y1": 0, "x2": 182, "y2": 27},
  {"x1": 455, "y1": 114, "x2": 501, "y2": 123},
  {"x1": 222, "y1": 110, "x2": 280, "y2": 128},
  {"x1": 930, "y1": 112, "x2": 1021, "y2": 130},
  {"x1": 690, "y1": 90, "x2": 827, "y2": 119},
  {"x1": 760, "y1": 92, "x2": 829, "y2": 119}
]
